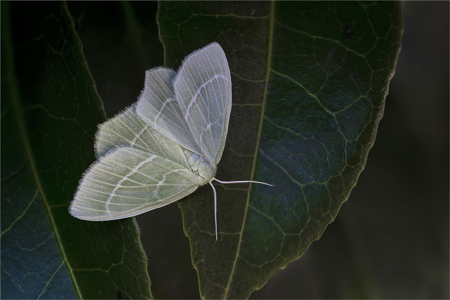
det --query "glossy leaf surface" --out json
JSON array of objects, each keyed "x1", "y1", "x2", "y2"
[
  {"x1": 1, "y1": 2, "x2": 152, "y2": 298},
  {"x1": 158, "y1": 1, "x2": 403, "y2": 298}
]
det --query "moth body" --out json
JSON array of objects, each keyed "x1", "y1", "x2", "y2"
[{"x1": 184, "y1": 149, "x2": 216, "y2": 185}]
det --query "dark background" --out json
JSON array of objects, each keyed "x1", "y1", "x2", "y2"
[{"x1": 72, "y1": 1, "x2": 449, "y2": 298}]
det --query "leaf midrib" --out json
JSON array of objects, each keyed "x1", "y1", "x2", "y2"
[{"x1": 222, "y1": 1, "x2": 276, "y2": 298}]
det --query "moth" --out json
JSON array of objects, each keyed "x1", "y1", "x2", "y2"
[{"x1": 70, "y1": 43, "x2": 271, "y2": 240}]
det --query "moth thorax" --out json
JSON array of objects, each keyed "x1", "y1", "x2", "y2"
[{"x1": 185, "y1": 150, "x2": 216, "y2": 185}]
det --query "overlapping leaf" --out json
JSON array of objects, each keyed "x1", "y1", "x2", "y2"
[
  {"x1": 158, "y1": 1, "x2": 402, "y2": 298},
  {"x1": 1, "y1": 2, "x2": 152, "y2": 298},
  {"x1": 1, "y1": 1, "x2": 403, "y2": 298}
]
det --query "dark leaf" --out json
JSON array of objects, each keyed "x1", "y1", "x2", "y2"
[
  {"x1": 157, "y1": 1, "x2": 403, "y2": 298},
  {"x1": 1, "y1": 2, "x2": 152, "y2": 298}
]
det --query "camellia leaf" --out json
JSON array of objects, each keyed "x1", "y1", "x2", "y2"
[
  {"x1": 158, "y1": 1, "x2": 402, "y2": 299},
  {"x1": 1, "y1": 2, "x2": 152, "y2": 298}
]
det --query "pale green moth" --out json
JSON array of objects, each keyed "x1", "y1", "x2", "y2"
[{"x1": 70, "y1": 43, "x2": 271, "y2": 240}]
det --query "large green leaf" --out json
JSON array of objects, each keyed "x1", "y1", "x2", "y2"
[
  {"x1": 1, "y1": 2, "x2": 151, "y2": 298},
  {"x1": 157, "y1": 1, "x2": 402, "y2": 298}
]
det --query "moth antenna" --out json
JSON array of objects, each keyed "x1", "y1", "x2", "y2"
[
  {"x1": 209, "y1": 178, "x2": 272, "y2": 242},
  {"x1": 213, "y1": 178, "x2": 273, "y2": 187},
  {"x1": 209, "y1": 181, "x2": 218, "y2": 241}
]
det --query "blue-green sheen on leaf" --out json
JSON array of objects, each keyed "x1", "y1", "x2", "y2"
[
  {"x1": 158, "y1": 1, "x2": 402, "y2": 299},
  {"x1": 1, "y1": 2, "x2": 152, "y2": 298}
]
